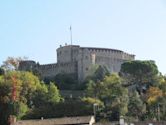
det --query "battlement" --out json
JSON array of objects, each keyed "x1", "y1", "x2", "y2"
[
  {"x1": 39, "y1": 62, "x2": 77, "y2": 71},
  {"x1": 81, "y1": 47, "x2": 135, "y2": 57},
  {"x1": 82, "y1": 47, "x2": 123, "y2": 53},
  {"x1": 39, "y1": 63, "x2": 57, "y2": 69}
]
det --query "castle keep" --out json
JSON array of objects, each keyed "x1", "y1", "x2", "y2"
[{"x1": 18, "y1": 45, "x2": 135, "y2": 82}]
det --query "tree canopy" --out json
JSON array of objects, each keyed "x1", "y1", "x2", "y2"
[
  {"x1": 1, "y1": 57, "x2": 27, "y2": 71},
  {"x1": 0, "y1": 71, "x2": 62, "y2": 125},
  {"x1": 120, "y1": 60, "x2": 159, "y2": 94},
  {"x1": 86, "y1": 73, "x2": 128, "y2": 120}
]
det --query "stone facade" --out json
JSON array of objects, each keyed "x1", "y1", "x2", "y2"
[{"x1": 18, "y1": 45, "x2": 135, "y2": 82}]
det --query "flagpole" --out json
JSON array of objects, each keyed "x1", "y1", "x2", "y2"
[{"x1": 70, "y1": 26, "x2": 72, "y2": 45}]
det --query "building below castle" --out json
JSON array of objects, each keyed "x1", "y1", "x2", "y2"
[{"x1": 18, "y1": 45, "x2": 135, "y2": 82}]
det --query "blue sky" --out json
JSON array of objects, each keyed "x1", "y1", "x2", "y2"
[{"x1": 0, "y1": 0, "x2": 166, "y2": 74}]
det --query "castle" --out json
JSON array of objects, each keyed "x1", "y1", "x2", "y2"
[{"x1": 18, "y1": 44, "x2": 135, "y2": 82}]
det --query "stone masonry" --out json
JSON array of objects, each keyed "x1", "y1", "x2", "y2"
[{"x1": 18, "y1": 45, "x2": 135, "y2": 82}]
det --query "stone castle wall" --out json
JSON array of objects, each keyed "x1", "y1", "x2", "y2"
[
  {"x1": 77, "y1": 47, "x2": 135, "y2": 81},
  {"x1": 18, "y1": 45, "x2": 135, "y2": 82},
  {"x1": 19, "y1": 61, "x2": 77, "y2": 80},
  {"x1": 39, "y1": 62, "x2": 77, "y2": 79}
]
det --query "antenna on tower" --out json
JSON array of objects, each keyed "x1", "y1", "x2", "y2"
[{"x1": 70, "y1": 25, "x2": 73, "y2": 45}]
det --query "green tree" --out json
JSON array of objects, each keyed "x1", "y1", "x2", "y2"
[
  {"x1": 144, "y1": 86, "x2": 164, "y2": 120},
  {"x1": 81, "y1": 97, "x2": 104, "y2": 107},
  {"x1": 127, "y1": 91, "x2": 146, "y2": 120},
  {"x1": 86, "y1": 65, "x2": 110, "y2": 82},
  {"x1": 18, "y1": 71, "x2": 41, "y2": 106},
  {"x1": 86, "y1": 80, "x2": 105, "y2": 99},
  {"x1": 158, "y1": 77, "x2": 166, "y2": 120},
  {"x1": 47, "y1": 82, "x2": 61, "y2": 103},
  {"x1": 120, "y1": 60, "x2": 159, "y2": 94},
  {"x1": 102, "y1": 74, "x2": 129, "y2": 120},
  {"x1": 32, "y1": 82, "x2": 62, "y2": 108},
  {"x1": 93, "y1": 65, "x2": 110, "y2": 82},
  {"x1": 86, "y1": 73, "x2": 129, "y2": 120},
  {"x1": 0, "y1": 66, "x2": 64, "y2": 124},
  {"x1": 0, "y1": 71, "x2": 44, "y2": 124},
  {"x1": 53, "y1": 73, "x2": 78, "y2": 90},
  {"x1": 31, "y1": 83, "x2": 48, "y2": 107},
  {"x1": 0, "y1": 78, "x2": 12, "y2": 125},
  {"x1": 23, "y1": 98, "x2": 95, "y2": 119}
]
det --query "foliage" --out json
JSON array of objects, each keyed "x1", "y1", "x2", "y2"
[
  {"x1": 32, "y1": 82, "x2": 62, "y2": 108},
  {"x1": 92, "y1": 65, "x2": 110, "y2": 82},
  {"x1": 31, "y1": 83, "x2": 48, "y2": 107},
  {"x1": 143, "y1": 86, "x2": 163, "y2": 120},
  {"x1": 85, "y1": 64, "x2": 99, "y2": 78},
  {"x1": 0, "y1": 79, "x2": 12, "y2": 125},
  {"x1": 81, "y1": 97, "x2": 104, "y2": 107},
  {"x1": 121, "y1": 60, "x2": 158, "y2": 77},
  {"x1": 47, "y1": 82, "x2": 61, "y2": 103},
  {"x1": 23, "y1": 99, "x2": 94, "y2": 119},
  {"x1": 146, "y1": 87, "x2": 163, "y2": 104},
  {"x1": 11, "y1": 101, "x2": 29, "y2": 119},
  {"x1": 0, "y1": 67, "x2": 5, "y2": 75},
  {"x1": 159, "y1": 76, "x2": 166, "y2": 93},
  {"x1": 86, "y1": 73, "x2": 129, "y2": 120},
  {"x1": 102, "y1": 74, "x2": 129, "y2": 120},
  {"x1": 1, "y1": 57, "x2": 27, "y2": 70},
  {"x1": 119, "y1": 60, "x2": 166, "y2": 121},
  {"x1": 86, "y1": 80, "x2": 105, "y2": 99},
  {"x1": 52, "y1": 73, "x2": 79, "y2": 90},
  {"x1": 0, "y1": 71, "x2": 41, "y2": 124},
  {"x1": 86, "y1": 65, "x2": 110, "y2": 82},
  {"x1": 127, "y1": 91, "x2": 146, "y2": 119},
  {"x1": 120, "y1": 60, "x2": 159, "y2": 94},
  {"x1": 0, "y1": 70, "x2": 61, "y2": 124}
]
